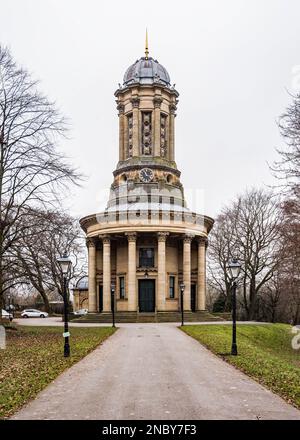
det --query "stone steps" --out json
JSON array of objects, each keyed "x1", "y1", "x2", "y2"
[{"x1": 72, "y1": 311, "x2": 224, "y2": 324}]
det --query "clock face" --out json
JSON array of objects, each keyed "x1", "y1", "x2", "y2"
[{"x1": 139, "y1": 168, "x2": 154, "y2": 183}]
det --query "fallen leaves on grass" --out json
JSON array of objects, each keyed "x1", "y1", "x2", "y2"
[{"x1": 0, "y1": 326, "x2": 116, "y2": 419}]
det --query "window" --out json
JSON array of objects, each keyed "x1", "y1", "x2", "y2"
[
  {"x1": 169, "y1": 276, "x2": 175, "y2": 299},
  {"x1": 139, "y1": 248, "x2": 154, "y2": 267},
  {"x1": 119, "y1": 276, "x2": 125, "y2": 299},
  {"x1": 127, "y1": 114, "x2": 133, "y2": 158},
  {"x1": 141, "y1": 112, "x2": 152, "y2": 155}
]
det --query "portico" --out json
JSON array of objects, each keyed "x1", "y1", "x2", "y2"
[{"x1": 85, "y1": 230, "x2": 208, "y2": 314}]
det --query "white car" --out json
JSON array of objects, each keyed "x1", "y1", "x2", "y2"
[
  {"x1": 21, "y1": 309, "x2": 48, "y2": 318},
  {"x1": 73, "y1": 308, "x2": 88, "y2": 316},
  {"x1": 1, "y1": 309, "x2": 13, "y2": 319}
]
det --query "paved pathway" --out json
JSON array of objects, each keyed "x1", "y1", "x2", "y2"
[{"x1": 12, "y1": 324, "x2": 300, "y2": 420}]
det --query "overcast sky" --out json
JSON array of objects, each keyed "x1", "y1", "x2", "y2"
[{"x1": 1, "y1": 0, "x2": 299, "y2": 219}]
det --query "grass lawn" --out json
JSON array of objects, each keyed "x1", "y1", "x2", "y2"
[
  {"x1": 0, "y1": 325, "x2": 116, "y2": 419},
  {"x1": 182, "y1": 324, "x2": 300, "y2": 409}
]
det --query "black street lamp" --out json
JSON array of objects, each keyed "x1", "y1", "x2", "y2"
[
  {"x1": 111, "y1": 282, "x2": 116, "y2": 328},
  {"x1": 7, "y1": 295, "x2": 13, "y2": 322},
  {"x1": 228, "y1": 258, "x2": 241, "y2": 356},
  {"x1": 57, "y1": 253, "x2": 72, "y2": 357},
  {"x1": 180, "y1": 282, "x2": 185, "y2": 326}
]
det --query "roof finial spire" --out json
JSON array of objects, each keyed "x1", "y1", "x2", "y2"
[{"x1": 145, "y1": 28, "x2": 149, "y2": 59}]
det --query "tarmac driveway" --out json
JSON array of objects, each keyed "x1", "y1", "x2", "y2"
[{"x1": 12, "y1": 323, "x2": 300, "y2": 420}]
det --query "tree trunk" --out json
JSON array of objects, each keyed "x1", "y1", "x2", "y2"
[
  {"x1": 224, "y1": 284, "x2": 232, "y2": 311},
  {"x1": 40, "y1": 293, "x2": 50, "y2": 313},
  {"x1": 0, "y1": 257, "x2": 3, "y2": 315},
  {"x1": 293, "y1": 303, "x2": 300, "y2": 325},
  {"x1": 248, "y1": 277, "x2": 257, "y2": 320}
]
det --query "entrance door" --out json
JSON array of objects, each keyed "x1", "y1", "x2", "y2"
[
  {"x1": 99, "y1": 285, "x2": 103, "y2": 312},
  {"x1": 191, "y1": 284, "x2": 196, "y2": 312},
  {"x1": 139, "y1": 280, "x2": 155, "y2": 312}
]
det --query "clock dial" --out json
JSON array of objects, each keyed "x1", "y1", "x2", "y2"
[{"x1": 139, "y1": 168, "x2": 154, "y2": 183}]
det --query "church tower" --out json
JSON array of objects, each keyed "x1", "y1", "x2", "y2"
[{"x1": 79, "y1": 37, "x2": 214, "y2": 321}]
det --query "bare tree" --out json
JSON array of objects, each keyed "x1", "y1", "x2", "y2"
[
  {"x1": 207, "y1": 209, "x2": 239, "y2": 311},
  {"x1": 272, "y1": 93, "x2": 300, "y2": 189},
  {"x1": 277, "y1": 194, "x2": 300, "y2": 324},
  {"x1": 257, "y1": 272, "x2": 283, "y2": 322},
  {"x1": 13, "y1": 208, "x2": 86, "y2": 312},
  {"x1": 0, "y1": 46, "x2": 80, "y2": 310},
  {"x1": 234, "y1": 189, "x2": 282, "y2": 319},
  {"x1": 267, "y1": 92, "x2": 300, "y2": 324},
  {"x1": 208, "y1": 188, "x2": 282, "y2": 320}
]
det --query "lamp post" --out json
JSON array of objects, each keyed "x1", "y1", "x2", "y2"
[
  {"x1": 180, "y1": 282, "x2": 185, "y2": 326},
  {"x1": 7, "y1": 295, "x2": 12, "y2": 322},
  {"x1": 228, "y1": 258, "x2": 241, "y2": 356},
  {"x1": 57, "y1": 253, "x2": 72, "y2": 357},
  {"x1": 111, "y1": 282, "x2": 116, "y2": 328}
]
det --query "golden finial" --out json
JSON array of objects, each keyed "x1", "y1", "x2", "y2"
[{"x1": 145, "y1": 28, "x2": 149, "y2": 59}]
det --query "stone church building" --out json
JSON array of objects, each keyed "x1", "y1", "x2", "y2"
[{"x1": 77, "y1": 42, "x2": 214, "y2": 320}]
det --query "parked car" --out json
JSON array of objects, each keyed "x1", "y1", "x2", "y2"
[
  {"x1": 1, "y1": 309, "x2": 13, "y2": 320},
  {"x1": 73, "y1": 308, "x2": 88, "y2": 316},
  {"x1": 21, "y1": 309, "x2": 48, "y2": 318}
]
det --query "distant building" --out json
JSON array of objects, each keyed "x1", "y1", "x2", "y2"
[
  {"x1": 80, "y1": 39, "x2": 214, "y2": 319},
  {"x1": 73, "y1": 276, "x2": 88, "y2": 311}
]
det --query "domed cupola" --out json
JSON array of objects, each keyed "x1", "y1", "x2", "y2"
[
  {"x1": 123, "y1": 31, "x2": 171, "y2": 87},
  {"x1": 123, "y1": 57, "x2": 171, "y2": 87}
]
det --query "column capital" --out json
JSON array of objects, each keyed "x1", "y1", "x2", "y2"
[
  {"x1": 153, "y1": 96, "x2": 163, "y2": 108},
  {"x1": 157, "y1": 231, "x2": 169, "y2": 242},
  {"x1": 101, "y1": 234, "x2": 111, "y2": 244},
  {"x1": 86, "y1": 238, "x2": 96, "y2": 248},
  {"x1": 183, "y1": 234, "x2": 194, "y2": 244},
  {"x1": 130, "y1": 97, "x2": 140, "y2": 108},
  {"x1": 169, "y1": 103, "x2": 177, "y2": 115},
  {"x1": 116, "y1": 102, "x2": 125, "y2": 115},
  {"x1": 125, "y1": 232, "x2": 137, "y2": 242},
  {"x1": 197, "y1": 236, "x2": 208, "y2": 246}
]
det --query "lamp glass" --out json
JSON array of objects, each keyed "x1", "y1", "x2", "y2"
[
  {"x1": 111, "y1": 283, "x2": 116, "y2": 292},
  {"x1": 180, "y1": 282, "x2": 185, "y2": 292},
  {"x1": 57, "y1": 254, "x2": 72, "y2": 275},
  {"x1": 228, "y1": 259, "x2": 241, "y2": 279}
]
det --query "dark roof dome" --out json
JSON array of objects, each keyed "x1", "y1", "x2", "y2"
[
  {"x1": 123, "y1": 57, "x2": 171, "y2": 87},
  {"x1": 75, "y1": 276, "x2": 88, "y2": 290}
]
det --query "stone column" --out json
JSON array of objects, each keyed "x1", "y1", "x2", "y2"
[
  {"x1": 197, "y1": 237, "x2": 207, "y2": 310},
  {"x1": 169, "y1": 103, "x2": 177, "y2": 161},
  {"x1": 117, "y1": 103, "x2": 125, "y2": 161},
  {"x1": 102, "y1": 235, "x2": 111, "y2": 312},
  {"x1": 87, "y1": 238, "x2": 97, "y2": 312},
  {"x1": 126, "y1": 232, "x2": 137, "y2": 311},
  {"x1": 157, "y1": 232, "x2": 169, "y2": 311},
  {"x1": 131, "y1": 97, "x2": 140, "y2": 157},
  {"x1": 153, "y1": 97, "x2": 162, "y2": 157},
  {"x1": 183, "y1": 235, "x2": 193, "y2": 311}
]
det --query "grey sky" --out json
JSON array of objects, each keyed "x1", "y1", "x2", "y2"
[{"x1": 1, "y1": 0, "x2": 299, "y2": 219}]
